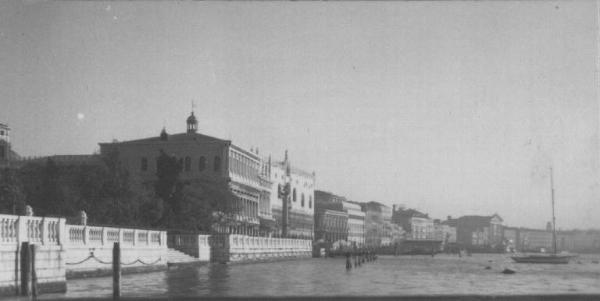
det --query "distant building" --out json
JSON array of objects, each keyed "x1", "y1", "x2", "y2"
[
  {"x1": 392, "y1": 207, "x2": 434, "y2": 240},
  {"x1": 557, "y1": 230, "x2": 600, "y2": 253},
  {"x1": 0, "y1": 123, "x2": 20, "y2": 168},
  {"x1": 314, "y1": 193, "x2": 348, "y2": 245},
  {"x1": 269, "y1": 153, "x2": 315, "y2": 238},
  {"x1": 502, "y1": 226, "x2": 518, "y2": 252},
  {"x1": 440, "y1": 216, "x2": 458, "y2": 249},
  {"x1": 456, "y1": 214, "x2": 503, "y2": 251},
  {"x1": 361, "y1": 201, "x2": 391, "y2": 247},
  {"x1": 257, "y1": 156, "x2": 275, "y2": 235},
  {"x1": 314, "y1": 190, "x2": 365, "y2": 247},
  {"x1": 99, "y1": 111, "x2": 263, "y2": 235},
  {"x1": 15, "y1": 154, "x2": 100, "y2": 167}
]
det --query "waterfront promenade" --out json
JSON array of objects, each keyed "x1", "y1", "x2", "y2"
[{"x1": 24, "y1": 254, "x2": 600, "y2": 299}]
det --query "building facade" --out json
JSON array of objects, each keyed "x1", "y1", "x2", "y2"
[
  {"x1": 392, "y1": 207, "x2": 434, "y2": 240},
  {"x1": 269, "y1": 152, "x2": 315, "y2": 239},
  {"x1": 99, "y1": 112, "x2": 263, "y2": 235},
  {"x1": 314, "y1": 190, "x2": 365, "y2": 247},
  {"x1": 361, "y1": 201, "x2": 390, "y2": 247},
  {"x1": 0, "y1": 123, "x2": 12, "y2": 167},
  {"x1": 456, "y1": 214, "x2": 504, "y2": 251}
]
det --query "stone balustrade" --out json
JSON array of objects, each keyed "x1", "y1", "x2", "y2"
[
  {"x1": 0, "y1": 214, "x2": 66, "y2": 295},
  {"x1": 0, "y1": 213, "x2": 169, "y2": 296},
  {"x1": 225, "y1": 235, "x2": 312, "y2": 262},
  {"x1": 64, "y1": 225, "x2": 167, "y2": 278},
  {"x1": 65, "y1": 224, "x2": 166, "y2": 248}
]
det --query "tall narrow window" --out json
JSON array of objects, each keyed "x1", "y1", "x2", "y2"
[
  {"x1": 0, "y1": 145, "x2": 5, "y2": 159},
  {"x1": 214, "y1": 156, "x2": 221, "y2": 172},
  {"x1": 141, "y1": 157, "x2": 148, "y2": 171},
  {"x1": 199, "y1": 156, "x2": 206, "y2": 171},
  {"x1": 301, "y1": 193, "x2": 305, "y2": 207},
  {"x1": 184, "y1": 156, "x2": 191, "y2": 172},
  {"x1": 292, "y1": 188, "x2": 297, "y2": 202},
  {"x1": 309, "y1": 196, "x2": 312, "y2": 209}
]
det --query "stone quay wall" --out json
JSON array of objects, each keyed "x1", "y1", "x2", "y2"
[
  {"x1": 0, "y1": 214, "x2": 67, "y2": 295},
  {"x1": 0, "y1": 213, "x2": 168, "y2": 296},
  {"x1": 212, "y1": 234, "x2": 312, "y2": 263},
  {"x1": 65, "y1": 225, "x2": 168, "y2": 278}
]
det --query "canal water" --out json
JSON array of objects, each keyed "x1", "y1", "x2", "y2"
[{"x1": 40, "y1": 254, "x2": 600, "y2": 298}]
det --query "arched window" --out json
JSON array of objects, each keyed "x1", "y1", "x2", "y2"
[
  {"x1": 140, "y1": 157, "x2": 148, "y2": 171},
  {"x1": 301, "y1": 193, "x2": 305, "y2": 207},
  {"x1": 184, "y1": 156, "x2": 191, "y2": 172},
  {"x1": 214, "y1": 156, "x2": 221, "y2": 172},
  {"x1": 309, "y1": 195, "x2": 312, "y2": 209},
  {"x1": 292, "y1": 188, "x2": 297, "y2": 202},
  {"x1": 199, "y1": 156, "x2": 206, "y2": 171}
]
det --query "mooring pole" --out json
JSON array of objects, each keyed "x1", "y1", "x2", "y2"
[
  {"x1": 113, "y1": 242, "x2": 121, "y2": 300},
  {"x1": 30, "y1": 244, "x2": 37, "y2": 299},
  {"x1": 20, "y1": 241, "x2": 31, "y2": 296}
]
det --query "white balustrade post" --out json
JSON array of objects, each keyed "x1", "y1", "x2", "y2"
[
  {"x1": 146, "y1": 230, "x2": 150, "y2": 246},
  {"x1": 58, "y1": 218, "x2": 66, "y2": 246},
  {"x1": 133, "y1": 229, "x2": 138, "y2": 246},
  {"x1": 118, "y1": 228, "x2": 123, "y2": 244},
  {"x1": 102, "y1": 227, "x2": 107, "y2": 246},
  {"x1": 83, "y1": 226, "x2": 89, "y2": 245},
  {"x1": 40, "y1": 217, "x2": 48, "y2": 245}
]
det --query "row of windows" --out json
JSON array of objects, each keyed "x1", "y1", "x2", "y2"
[
  {"x1": 140, "y1": 156, "x2": 221, "y2": 173},
  {"x1": 273, "y1": 172, "x2": 314, "y2": 188},
  {"x1": 278, "y1": 185, "x2": 313, "y2": 209}
]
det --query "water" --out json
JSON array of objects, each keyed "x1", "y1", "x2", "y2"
[{"x1": 40, "y1": 254, "x2": 600, "y2": 298}]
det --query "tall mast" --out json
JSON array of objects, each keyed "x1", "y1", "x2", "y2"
[{"x1": 550, "y1": 167, "x2": 557, "y2": 254}]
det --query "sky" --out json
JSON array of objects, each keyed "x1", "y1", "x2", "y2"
[{"x1": 1, "y1": 1, "x2": 598, "y2": 229}]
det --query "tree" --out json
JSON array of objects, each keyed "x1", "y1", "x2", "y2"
[{"x1": 0, "y1": 168, "x2": 26, "y2": 214}]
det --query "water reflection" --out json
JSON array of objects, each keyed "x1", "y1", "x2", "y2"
[{"x1": 207, "y1": 263, "x2": 230, "y2": 296}]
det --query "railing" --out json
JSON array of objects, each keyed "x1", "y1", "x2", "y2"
[
  {"x1": 0, "y1": 214, "x2": 65, "y2": 246},
  {"x1": 65, "y1": 224, "x2": 167, "y2": 248},
  {"x1": 227, "y1": 234, "x2": 312, "y2": 253}
]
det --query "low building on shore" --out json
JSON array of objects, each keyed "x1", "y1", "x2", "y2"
[
  {"x1": 392, "y1": 206, "x2": 434, "y2": 240},
  {"x1": 455, "y1": 214, "x2": 504, "y2": 252},
  {"x1": 314, "y1": 190, "x2": 365, "y2": 247}
]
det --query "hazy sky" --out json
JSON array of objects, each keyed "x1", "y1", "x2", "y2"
[{"x1": 1, "y1": 1, "x2": 598, "y2": 229}]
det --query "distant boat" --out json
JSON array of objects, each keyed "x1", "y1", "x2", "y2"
[
  {"x1": 511, "y1": 253, "x2": 573, "y2": 264},
  {"x1": 511, "y1": 167, "x2": 576, "y2": 264}
]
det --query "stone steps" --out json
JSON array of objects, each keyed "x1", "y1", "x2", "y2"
[{"x1": 166, "y1": 248, "x2": 202, "y2": 266}]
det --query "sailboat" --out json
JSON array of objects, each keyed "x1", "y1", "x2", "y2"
[{"x1": 511, "y1": 167, "x2": 576, "y2": 264}]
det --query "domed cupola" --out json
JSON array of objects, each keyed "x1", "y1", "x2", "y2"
[
  {"x1": 160, "y1": 127, "x2": 168, "y2": 141},
  {"x1": 186, "y1": 111, "x2": 197, "y2": 134}
]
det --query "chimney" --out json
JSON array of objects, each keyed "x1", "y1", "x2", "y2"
[
  {"x1": 393, "y1": 205, "x2": 397, "y2": 212},
  {"x1": 447, "y1": 215, "x2": 452, "y2": 221}
]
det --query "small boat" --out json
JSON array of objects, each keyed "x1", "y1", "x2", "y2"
[{"x1": 511, "y1": 167, "x2": 576, "y2": 264}]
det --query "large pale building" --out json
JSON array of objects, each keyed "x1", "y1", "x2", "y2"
[
  {"x1": 99, "y1": 111, "x2": 267, "y2": 235},
  {"x1": 269, "y1": 152, "x2": 315, "y2": 238}
]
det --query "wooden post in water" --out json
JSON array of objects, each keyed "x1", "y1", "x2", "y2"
[
  {"x1": 30, "y1": 244, "x2": 37, "y2": 299},
  {"x1": 113, "y1": 242, "x2": 121, "y2": 300},
  {"x1": 20, "y1": 241, "x2": 31, "y2": 296}
]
